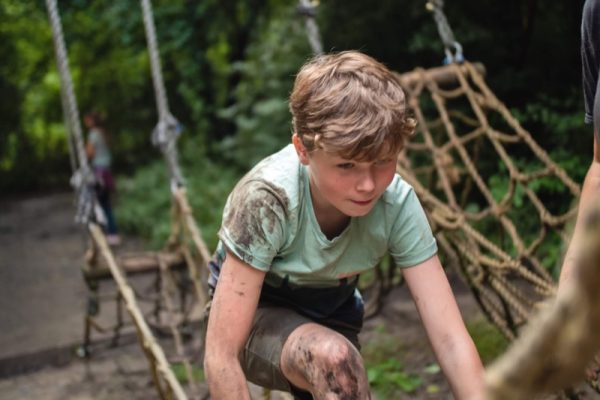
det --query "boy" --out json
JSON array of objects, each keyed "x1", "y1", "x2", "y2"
[{"x1": 203, "y1": 51, "x2": 485, "y2": 399}]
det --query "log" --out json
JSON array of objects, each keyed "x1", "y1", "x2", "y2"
[
  {"x1": 395, "y1": 62, "x2": 486, "y2": 89},
  {"x1": 485, "y1": 204, "x2": 600, "y2": 399},
  {"x1": 83, "y1": 250, "x2": 185, "y2": 280}
]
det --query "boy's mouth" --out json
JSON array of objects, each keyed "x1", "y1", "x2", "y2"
[{"x1": 350, "y1": 198, "x2": 374, "y2": 206}]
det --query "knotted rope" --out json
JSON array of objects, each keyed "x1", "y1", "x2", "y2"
[
  {"x1": 426, "y1": 0, "x2": 464, "y2": 64},
  {"x1": 298, "y1": 0, "x2": 323, "y2": 55},
  {"x1": 141, "y1": 0, "x2": 184, "y2": 188},
  {"x1": 45, "y1": 0, "x2": 97, "y2": 224}
]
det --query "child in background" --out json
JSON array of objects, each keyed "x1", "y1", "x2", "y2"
[{"x1": 84, "y1": 111, "x2": 120, "y2": 246}]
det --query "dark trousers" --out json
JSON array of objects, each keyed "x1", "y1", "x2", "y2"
[{"x1": 97, "y1": 187, "x2": 118, "y2": 235}]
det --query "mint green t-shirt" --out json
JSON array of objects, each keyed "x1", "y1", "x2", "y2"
[{"x1": 217, "y1": 144, "x2": 437, "y2": 288}]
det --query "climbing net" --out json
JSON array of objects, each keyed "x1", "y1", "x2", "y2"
[
  {"x1": 394, "y1": 62, "x2": 580, "y2": 339},
  {"x1": 360, "y1": 60, "x2": 600, "y2": 398},
  {"x1": 391, "y1": 62, "x2": 600, "y2": 397}
]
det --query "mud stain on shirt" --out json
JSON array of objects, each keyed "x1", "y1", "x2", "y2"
[{"x1": 223, "y1": 179, "x2": 290, "y2": 252}]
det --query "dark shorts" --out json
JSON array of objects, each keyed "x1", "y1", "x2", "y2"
[
  {"x1": 205, "y1": 245, "x2": 364, "y2": 398},
  {"x1": 201, "y1": 301, "x2": 362, "y2": 400}
]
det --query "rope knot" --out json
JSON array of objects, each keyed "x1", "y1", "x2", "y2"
[
  {"x1": 426, "y1": 0, "x2": 465, "y2": 64},
  {"x1": 296, "y1": 0, "x2": 319, "y2": 17},
  {"x1": 151, "y1": 113, "x2": 181, "y2": 149}
]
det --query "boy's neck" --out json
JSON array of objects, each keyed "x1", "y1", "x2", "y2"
[
  {"x1": 308, "y1": 180, "x2": 350, "y2": 240},
  {"x1": 315, "y1": 208, "x2": 350, "y2": 240}
]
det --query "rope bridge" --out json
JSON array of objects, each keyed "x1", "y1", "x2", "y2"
[{"x1": 46, "y1": 0, "x2": 211, "y2": 398}]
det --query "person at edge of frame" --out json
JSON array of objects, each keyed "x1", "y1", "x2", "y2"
[{"x1": 558, "y1": 0, "x2": 600, "y2": 381}]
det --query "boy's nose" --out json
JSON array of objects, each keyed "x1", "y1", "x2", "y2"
[{"x1": 356, "y1": 171, "x2": 375, "y2": 192}]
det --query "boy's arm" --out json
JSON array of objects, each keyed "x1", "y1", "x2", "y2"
[
  {"x1": 403, "y1": 255, "x2": 485, "y2": 400},
  {"x1": 559, "y1": 133, "x2": 600, "y2": 294},
  {"x1": 204, "y1": 250, "x2": 266, "y2": 400}
]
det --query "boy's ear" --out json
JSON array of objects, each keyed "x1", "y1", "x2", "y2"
[{"x1": 292, "y1": 133, "x2": 310, "y2": 165}]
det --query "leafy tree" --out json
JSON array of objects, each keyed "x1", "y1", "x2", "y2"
[{"x1": 218, "y1": 1, "x2": 312, "y2": 169}]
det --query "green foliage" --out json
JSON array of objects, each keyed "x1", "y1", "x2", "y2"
[
  {"x1": 116, "y1": 135, "x2": 241, "y2": 250},
  {"x1": 115, "y1": 160, "x2": 171, "y2": 248},
  {"x1": 466, "y1": 318, "x2": 509, "y2": 364},
  {"x1": 171, "y1": 363, "x2": 205, "y2": 384},
  {"x1": 367, "y1": 358, "x2": 423, "y2": 395},
  {"x1": 1, "y1": 0, "x2": 587, "y2": 197},
  {"x1": 217, "y1": 2, "x2": 312, "y2": 169},
  {"x1": 0, "y1": 0, "x2": 69, "y2": 189},
  {"x1": 362, "y1": 315, "x2": 508, "y2": 396},
  {"x1": 362, "y1": 326, "x2": 427, "y2": 397}
]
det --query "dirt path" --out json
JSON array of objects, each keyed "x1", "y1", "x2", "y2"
[
  {"x1": 0, "y1": 190, "x2": 519, "y2": 399},
  {"x1": 0, "y1": 191, "x2": 88, "y2": 365}
]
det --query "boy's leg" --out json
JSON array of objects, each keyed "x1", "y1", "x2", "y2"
[
  {"x1": 96, "y1": 188, "x2": 118, "y2": 235},
  {"x1": 238, "y1": 305, "x2": 315, "y2": 399},
  {"x1": 280, "y1": 323, "x2": 370, "y2": 400},
  {"x1": 201, "y1": 301, "x2": 367, "y2": 399}
]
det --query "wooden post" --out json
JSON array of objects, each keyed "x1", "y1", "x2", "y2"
[{"x1": 485, "y1": 204, "x2": 600, "y2": 399}]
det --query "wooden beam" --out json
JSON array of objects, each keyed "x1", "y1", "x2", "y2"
[
  {"x1": 88, "y1": 223, "x2": 188, "y2": 400},
  {"x1": 83, "y1": 250, "x2": 185, "y2": 280},
  {"x1": 395, "y1": 62, "x2": 486, "y2": 89},
  {"x1": 485, "y1": 204, "x2": 600, "y2": 399}
]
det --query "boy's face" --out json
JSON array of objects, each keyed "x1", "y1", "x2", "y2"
[{"x1": 293, "y1": 135, "x2": 398, "y2": 218}]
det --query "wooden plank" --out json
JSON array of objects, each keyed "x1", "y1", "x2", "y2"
[{"x1": 83, "y1": 251, "x2": 185, "y2": 280}]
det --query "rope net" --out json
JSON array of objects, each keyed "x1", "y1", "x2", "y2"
[
  {"x1": 363, "y1": 61, "x2": 600, "y2": 397},
  {"x1": 365, "y1": 62, "x2": 576, "y2": 339}
]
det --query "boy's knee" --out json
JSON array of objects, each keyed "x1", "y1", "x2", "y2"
[
  {"x1": 283, "y1": 326, "x2": 370, "y2": 398},
  {"x1": 313, "y1": 337, "x2": 360, "y2": 369},
  {"x1": 309, "y1": 337, "x2": 368, "y2": 396}
]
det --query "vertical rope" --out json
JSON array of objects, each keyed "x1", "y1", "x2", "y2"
[
  {"x1": 60, "y1": 93, "x2": 78, "y2": 175},
  {"x1": 426, "y1": 0, "x2": 464, "y2": 64},
  {"x1": 298, "y1": 0, "x2": 323, "y2": 55},
  {"x1": 45, "y1": 0, "x2": 96, "y2": 224},
  {"x1": 46, "y1": 0, "x2": 87, "y2": 169},
  {"x1": 140, "y1": 0, "x2": 184, "y2": 188},
  {"x1": 141, "y1": 0, "x2": 168, "y2": 122}
]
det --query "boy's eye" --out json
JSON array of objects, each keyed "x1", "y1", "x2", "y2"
[
  {"x1": 337, "y1": 162, "x2": 355, "y2": 170},
  {"x1": 375, "y1": 158, "x2": 393, "y2": 166}
]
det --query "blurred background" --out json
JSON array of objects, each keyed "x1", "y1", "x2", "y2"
[{"x1": 0, "y1": 0, "x2": 589, "y2": 250}]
